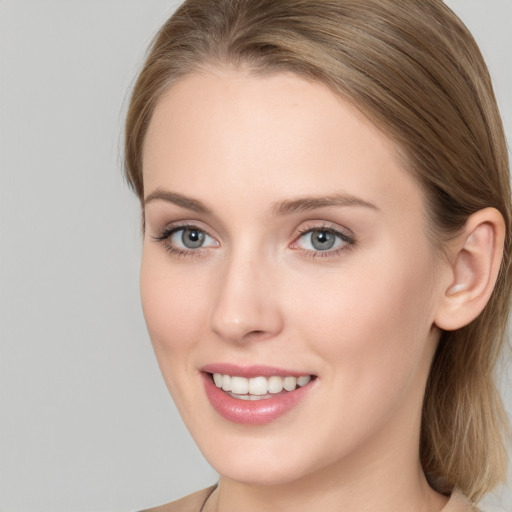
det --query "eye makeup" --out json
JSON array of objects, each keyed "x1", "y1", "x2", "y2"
[{"x1": 151, "y1": 219, "x2": 356, "y2": 261}]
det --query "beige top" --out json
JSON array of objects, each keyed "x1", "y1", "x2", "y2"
[
  {"x1": 141, "y1": 485, "x2": 479, "y2": 512},
  {"x1": 141, "y1": 486, "x2": 216, "y2": 512}
]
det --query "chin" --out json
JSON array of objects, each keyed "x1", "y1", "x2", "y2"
[
  {"x1": 190, "y1": 421, "x2": 334, "y2": 488},
  {"x1": 211, "y1": 454, "x2": 312, "y2": 487}
]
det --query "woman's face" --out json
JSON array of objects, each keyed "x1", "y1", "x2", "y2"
[{"x1": 141, "y1": 69, "x2": 449, "y2": 485}]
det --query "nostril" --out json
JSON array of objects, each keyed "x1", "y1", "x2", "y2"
[{"x1": 242, "y1": 330, "x2": 273, "y2": 342}]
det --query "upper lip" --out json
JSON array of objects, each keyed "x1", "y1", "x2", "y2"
[{"x1": 201, "y1": 363, "x2": 315, "y2": 378}]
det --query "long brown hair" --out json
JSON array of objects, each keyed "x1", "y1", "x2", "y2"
[{"x1": 124, "y1": 0, "x2": 511, "y2": 501}]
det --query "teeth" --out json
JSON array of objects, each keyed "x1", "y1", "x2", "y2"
[
  {"x1": 248, "y1": 376, "x2": 267, "y2": 395},
  {"x1": 283, "y1": 376, "x2": 297, "y2": 391},
  {"x1": 268, "y1": 376, "x2": 284, "y2": 394},
  {"x1": 297, "y1": 375, "x2": 311, "y2": 386},
  {"x1": 212, "y1": 373, "x2": 312, "y2": 396},
  {"x1": 221, "y1": 374, "x2": 231, "y2": 391},
  {"x1": 213, "y1": 373, "x2": 223, "y2": 387},
  {"x1": 231, "y1": 376, "x2": 249, "y2": 394}
]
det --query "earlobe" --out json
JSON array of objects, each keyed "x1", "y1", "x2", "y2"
[{"x1": 434, "y1": 208, "x2": 505, "y2": 331}]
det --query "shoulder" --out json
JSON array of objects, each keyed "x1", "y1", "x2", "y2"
[{"x1": 140, "y1": 486, "x2": 217, "y2": 512}]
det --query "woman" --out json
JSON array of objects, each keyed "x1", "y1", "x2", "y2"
[{"x1": 124, "y1": 1, "x2": 511, "y2": 510}]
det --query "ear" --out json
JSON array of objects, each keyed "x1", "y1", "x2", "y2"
[{"x1": 434, "y1": 207, "x2": 505, "y2": 331}]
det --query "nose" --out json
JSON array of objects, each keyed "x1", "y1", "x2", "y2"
[{"x1": 209, "y1": 250, "x2": 284, "y2": 344}]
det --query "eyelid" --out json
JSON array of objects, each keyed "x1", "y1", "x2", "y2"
[
  {"x1": 290, "y1": 222, "x2": 355, "y2": 255},
  {"x1": 152, "y1": 220, "x2": 216, "y2": 240},
  {"x1": 151, "y1": 222, "x2": 220, "y2": 256}
]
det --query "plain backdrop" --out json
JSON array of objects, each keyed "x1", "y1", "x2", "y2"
[{"x1": 0, "y1": 1, "x2": 511, "y2": 511}]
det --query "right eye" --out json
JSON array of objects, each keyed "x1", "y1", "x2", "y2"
[
  {"x1": 172, "y1": 227, "x2": 215, "y2": 249},
  {"x1": 153, "y1": 225, "x2": 219, "y2": 255}
]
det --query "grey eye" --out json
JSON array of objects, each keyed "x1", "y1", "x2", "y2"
[
  {"x1": 309, "y1": 230, "x2": 336, "y2": 250},
  {"x1": 181, "y1": 228, "x2": 205, "y2": 249},
  {"x1": 163, "y1": 225, "x2": 218, "y2": 253},
  {"x1": 294, "y1": 227, "x2": 351, "y2": 253}
]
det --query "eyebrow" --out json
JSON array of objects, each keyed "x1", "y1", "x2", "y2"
[
  {"x1": 144, "y1": 189, "x2": 212, "y2": 214},
  {"x1": 143, "y1": 189, "x2": 379, "y2": 216},
  {"x1": 271, "y1": 194, "x2": 379, "y2": 216}
]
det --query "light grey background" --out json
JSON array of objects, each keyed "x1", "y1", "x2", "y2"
[{"x1": 0, "y1": 1, "x2": 510, "y2": 511}]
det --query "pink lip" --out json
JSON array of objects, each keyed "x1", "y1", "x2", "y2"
[
  {"x1": 201, "y1": 363, "x2": 311, "y2": 378},
  {"x1": 200, "y1": 366, "x2": 316, "y2": 425}
]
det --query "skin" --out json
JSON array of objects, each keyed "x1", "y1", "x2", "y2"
[{"x1": 140, "y1": 68, "x2": 454, "y2": 512}]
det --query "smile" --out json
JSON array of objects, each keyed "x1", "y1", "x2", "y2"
[
  {"x1": 201, "y1": 367, "x2": 316, "y2": 425},
  {"x1": 212, "y1": 373, "x2": 312, "y2": 400}
]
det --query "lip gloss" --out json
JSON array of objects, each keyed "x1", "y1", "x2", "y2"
[{"x1": 200, "y1": 366, "x2": 315, "y2": 425}]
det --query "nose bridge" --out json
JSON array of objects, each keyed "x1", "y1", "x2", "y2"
[{"x1": 209, "y1": 244, "x2": 283, "y2": 343}]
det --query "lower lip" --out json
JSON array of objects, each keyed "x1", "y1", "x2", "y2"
[{"x1": 201, "y1": 373, "x2": 315, "y2": 425}]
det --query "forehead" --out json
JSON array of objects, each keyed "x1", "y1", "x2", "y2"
[{"x1": 142, "y1": 68, "x2": 424, "y2": 221}]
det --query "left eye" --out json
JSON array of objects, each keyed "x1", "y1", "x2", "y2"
[
  {"x1": 295, "y1": 228, "x2": 350, "y2": 252},
  {"x1": 170, "y1": 227, "x2": 217, "y2": 249}
]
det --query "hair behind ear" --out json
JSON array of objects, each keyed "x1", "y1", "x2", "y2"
[
  {"x1": 423, "y1": 208, "x2": 509, "y2": 500},
  {"x1": 421, "y1": 322, "x2": 510, "y2": 500}
]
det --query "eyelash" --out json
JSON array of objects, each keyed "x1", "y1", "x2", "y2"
[
  {"x1": 152, "y1": 223, "x2": 356, "y2": 259},
  {"x1": 292, "y1": 224, "x2": 356, "y2": 259},
  {"x1": 152, "y1": 224, "x2": 216, "y2": 259}
]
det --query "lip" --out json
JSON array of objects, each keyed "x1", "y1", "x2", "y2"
[
  {"x1": 200, "y1": 365, "x2": 316, "y2": 425},
  {"x1": 201, "y1": 363, "x2": 312, "y2": 378}
]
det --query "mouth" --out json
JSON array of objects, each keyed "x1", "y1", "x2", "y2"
[
  {"x1": 201, "y1": 366, "x2": 317, "y2": 425},
  {"x1": 211, "y1": 372, "x2": 314, "y2": 400}
]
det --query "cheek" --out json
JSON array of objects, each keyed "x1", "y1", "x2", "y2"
[
  {"x1": 139, "y1": 251, "x2": 208, "y2": 373},
  {"x1": 288, "y1": 246, "x2": 438, "y2": 402}
]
